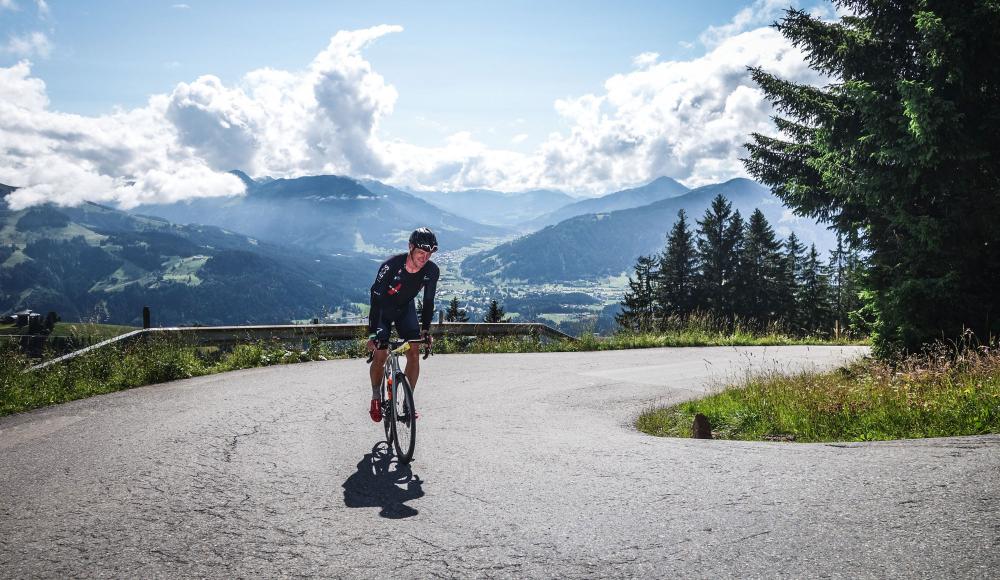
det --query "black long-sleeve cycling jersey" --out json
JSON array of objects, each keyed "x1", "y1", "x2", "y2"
[{"x1": 368, "y1": 253, "x2": 440, "y2": 333}]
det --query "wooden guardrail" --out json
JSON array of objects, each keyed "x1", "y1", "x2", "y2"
[{"x1": 27, "y1": 322, "x2": 574, "y2": 371}]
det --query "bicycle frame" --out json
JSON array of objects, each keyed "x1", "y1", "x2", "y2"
[{"x1": 381, "y1": 342, "x2": 407, "y2": 392}]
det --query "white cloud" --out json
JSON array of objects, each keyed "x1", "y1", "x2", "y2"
[
  {"x1": 632, "y1": 52, "x2": 659, "y2": 69},
  {"x1": 0, "y1": 26, "x2": 405, "y2": 209},
  {"x1": 0, "y1": 61, "x2": 245, "y2": 209},
  {"x1": 699, "y1": 0, "x2": 791, "y2": 48},
  {"x1": 303, "y1": 25, "x2": 401, "y2": 176},
  {"x1": 5, "y1": 31, "x2": 51, "y2": 58},
  {"x1": 511, "y1": 133, "x2": 528, "y2": 144},
  {"x1": 35, "y1": 0, "x2": 48, "y2": 17},
  {"x1": 0, "y1": 0, "x2": 18, "y2": 11},
  {"x1": 381, "y1": 24, "x2": 825, "y2": 194},
  {"x1": 165, "y1": 74, "x2": 262, "y2": 173},
  {"x1": 172, "y1": 3, "x2": 190, "y2": 9}
]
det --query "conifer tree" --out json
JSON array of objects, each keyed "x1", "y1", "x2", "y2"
[
  {"x1": 826, "y1": 235, "x2": 850, "y2": 334},
  {"x1": 445, "y1": 296, "x2": 470, "y2": 322},
  {"x1": 656, "y1": 210, "x2": 697, "y2": 321},
  {"x1": 744, "y1": 1, "x2": 1000, "y2": 356},
  {"x1": 826, "y1": 235, "x2": 866, "y2": 337},
  {"x1": 778, "y1": 232, "x2": 806, "y2": 329},
  {"x1": 616, "y1": 255, "x2": 658, "y2": 332},
  {"x1": 736, "y1": 209, "x2": 784, "y2": 323},
  {"x1": 798, "y1": 244, "x2": 833, "y2": 334},
  {"x1": 483, "y1": 299, "x2": 509, "y2": 323},
  {"x1": 695, "y1": 195, "x2": 742, "y2": 317}
]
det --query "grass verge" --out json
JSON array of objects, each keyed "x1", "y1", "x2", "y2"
[
  {"x1": 637, "y1": 344, "x2": 1000, "y2": 442},
  {"x1": 0, "y1": 337, "x2": 363, "y2": 417}
]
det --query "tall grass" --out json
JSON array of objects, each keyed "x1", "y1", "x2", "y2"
[
  {"x1": 618, "y1": 310, "x2": 863, "y2": 347},
  {"x1": 638, "y1": 340, "x2": 1000, "y2": 442}
]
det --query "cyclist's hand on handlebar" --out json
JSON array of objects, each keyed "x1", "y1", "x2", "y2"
[{"x1": 421, "y1": 330, "x2": 433, "y2": 359}]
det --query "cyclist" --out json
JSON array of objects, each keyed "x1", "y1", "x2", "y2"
[{"x1": 366, "y1": 227, "x2": 440, "y2": 422}]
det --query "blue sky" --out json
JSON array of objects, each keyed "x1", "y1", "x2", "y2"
[
  {"x1": 5, "y1": 1, "x2": 749, "y2": 150},
  {"x1": 0, "y1": 0, "x2": 835, "y2": 208}
]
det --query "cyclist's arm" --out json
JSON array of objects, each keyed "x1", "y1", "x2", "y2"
[
  {"x1": 419, "y1": 265, "x2": 440, "y2": 332},
  {"x1": 368, "y1": 261, "x2": 393, "y2": 336}
]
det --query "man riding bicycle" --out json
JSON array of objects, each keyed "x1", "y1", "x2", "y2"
[{"x1": 366, "y1": 227, "x2": 440, "y2": 422}]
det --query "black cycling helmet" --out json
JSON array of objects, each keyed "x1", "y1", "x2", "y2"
[{"x1": 409, "y1": 227, "x2": 438, "y2": 252}]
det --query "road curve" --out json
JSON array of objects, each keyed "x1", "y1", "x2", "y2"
[{"x1": 1, "y1": 345, "x2": 997, "y2": 578}]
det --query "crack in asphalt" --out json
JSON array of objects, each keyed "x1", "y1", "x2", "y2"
[
  {"x1": 735, "y1": 530, "x2": 772, "y2": 543},
  {"x1": 221, "y1": 423, "x2": 261, "y2": 463},
  {"x1": 450, "y1": 489, "x2": 492, "y2": 505}
]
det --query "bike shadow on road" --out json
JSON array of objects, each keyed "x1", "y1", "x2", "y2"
[{"x1": 342, "y1": 442, "x2": 424, "y2": 519}]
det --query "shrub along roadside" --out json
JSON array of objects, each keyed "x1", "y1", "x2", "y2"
[
  {"x1": 637, "y1": 345, "x2": 1000, "y2": 442},
  {"x1": 1, "y1": 329, "x2": 863, "y2": 418}
]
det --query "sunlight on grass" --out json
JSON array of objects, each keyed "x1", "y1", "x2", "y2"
[{"x1": 638, "y1": 342, "x2": 1000, "y2": 442}]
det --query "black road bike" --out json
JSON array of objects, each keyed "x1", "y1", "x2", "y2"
[{"x1": 367, "y1": 339, "x2": 430, "y2": 463}]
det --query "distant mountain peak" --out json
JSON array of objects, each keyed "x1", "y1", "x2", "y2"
[
  {"x1": 245, "y1": 173, "x2": 372, "y2": 201},
  {"x1": 524, "y1": 175, "x2": 689, "y2": 230},
  {"x1": 720, "y1": 177, "x2": 758, "y2": 186},
  {"x1": 227, "y1": 170, "x2": 256, "y2": 190}
]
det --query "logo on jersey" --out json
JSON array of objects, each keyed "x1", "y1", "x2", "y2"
[{"x1": 375, "y1": 264, "x2": 390, "y2": 282}]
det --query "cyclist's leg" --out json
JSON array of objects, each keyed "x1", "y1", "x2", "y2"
[
  {"x1": 370, "y1": 319, "x2": 391, "y2": 397},
  {"x1": 397, "y1": 302, "x2": 422, "y2": 390}
]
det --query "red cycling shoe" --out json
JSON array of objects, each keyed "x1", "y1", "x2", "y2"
[{"x1": 369, "y1": 398, "x2": 382, "y2": 422}]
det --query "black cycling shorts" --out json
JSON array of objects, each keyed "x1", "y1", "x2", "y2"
[{"x1": 372, "y1": 300, "x2": 420, "y2": 347}]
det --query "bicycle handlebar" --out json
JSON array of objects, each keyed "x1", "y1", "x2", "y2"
[{"x1": 365, "y1": 337, "x2": 433, "y2": 363}]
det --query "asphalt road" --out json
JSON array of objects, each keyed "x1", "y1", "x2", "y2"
[{"x1": 1, "y1": 345, "x2": 997, "y2": 578}]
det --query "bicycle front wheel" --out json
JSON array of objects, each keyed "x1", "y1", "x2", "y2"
[{"x1": 390, "y1": 372, "x2": 416, "y2": 464}]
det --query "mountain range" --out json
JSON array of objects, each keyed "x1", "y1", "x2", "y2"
[
  {"x1": 0, "y1": 185, "x2": 372, "y2": 325},
  {"x1": 2, "y1": 172, "x2": 837, "y2": 327},
  {"x1": 523, "y1": 176, "x2": 690, "y2": 230},
  {"x1": 461, "y1": 178, "x2": 836, "y2": 283},
  {"x1": 133, "y1": 172, "x2": 506, "y2": 256},
  {"x1": 405, "y1": 187, "x2": 575, "y2": 229}
]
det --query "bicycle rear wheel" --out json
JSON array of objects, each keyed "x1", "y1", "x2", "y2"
[
  {"x1": 380, "y1": 378, "x2": 393, "y2": 445},
  {"x1": 390, "y1": 372, "x2": 416, "y2": 463}
]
